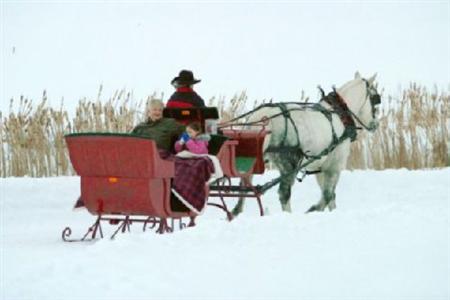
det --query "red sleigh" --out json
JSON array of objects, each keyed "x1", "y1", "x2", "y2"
[{"x1": 62, "y1": 107, "x2": 269, "y2": 241}]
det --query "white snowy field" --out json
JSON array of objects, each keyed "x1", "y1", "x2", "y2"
[{"x1": 1, "y1": 169, "x2": 449, "y2": 300}]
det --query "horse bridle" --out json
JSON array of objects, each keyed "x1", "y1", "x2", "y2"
[
  {"x1": 363, "y1": 78, "x2": 381, "y2": 118},
  {"x1": 344, "y1": 78, "x2": 381, "y2": 131}
]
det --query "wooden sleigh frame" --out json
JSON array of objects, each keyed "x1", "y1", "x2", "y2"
[{"x1": 208, "y1": 126, "x2": 269, "y2": 218}]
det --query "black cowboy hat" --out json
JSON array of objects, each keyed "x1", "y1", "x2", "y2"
[{"x1": 171, "y1": 70, "x2": 201, "y2": 86}]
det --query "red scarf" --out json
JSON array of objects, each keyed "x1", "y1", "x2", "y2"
[{"x1": 176, "y1": 87, "x2": 194, "y2": 93}]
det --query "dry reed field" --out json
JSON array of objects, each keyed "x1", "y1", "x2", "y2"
[
  {"x1": 347, "y1": 84, "x2": 449, "y2": 170},
  {"x1": 0, "y1": 84, "x2": 448, "y2": 177}
]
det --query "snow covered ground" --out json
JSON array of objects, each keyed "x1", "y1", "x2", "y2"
[{"x1": 1, "y1": 169, "x2": 449, "y2": 300}]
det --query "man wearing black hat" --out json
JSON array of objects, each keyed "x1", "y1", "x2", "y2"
[{"x1": 166, "y1": 70, "x2": 206, "y2": 108}]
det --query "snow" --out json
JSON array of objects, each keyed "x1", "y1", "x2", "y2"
[{"x1": 1, "y1": 169, "x2": 449, "y2": 299}]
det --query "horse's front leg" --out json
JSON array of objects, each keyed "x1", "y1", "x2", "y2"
[
  {"x1": 278, "y1": 172, "x2": 297, "y2": 212},
  {"x1": 307, "y1": 171, "x2": 340, "y2": 213}
]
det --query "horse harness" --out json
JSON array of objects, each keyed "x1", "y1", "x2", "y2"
[
  {"x1": 260, "y1": 95, "x2": 356, "y2": 185},
  {"x1": 220, "y1": 84, "x2": 380, "y2": 193}
]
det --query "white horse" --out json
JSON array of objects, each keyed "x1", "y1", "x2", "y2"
[{"x1": 232, "y1": 72, "x2": 381, "y2": 215}]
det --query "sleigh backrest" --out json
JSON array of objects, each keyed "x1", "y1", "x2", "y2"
[
  {"x1": 65, "y1": 133, "x2": 174, "y2": 178},
  {"x1": 221, "y1": 129, "x2": 268, "y2": 174}
]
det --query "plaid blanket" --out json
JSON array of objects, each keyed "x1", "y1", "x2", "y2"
[{"x1": 172, "y1": 156, "x2": 214, "y2": 214}]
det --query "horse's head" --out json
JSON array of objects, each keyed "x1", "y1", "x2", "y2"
[{"x1": 338, "y1": 72, "x2": 381, "y2": 132}]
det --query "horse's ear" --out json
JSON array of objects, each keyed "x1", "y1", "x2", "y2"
[
  {"x1": 368, "y1": 73, "x2": 377, "y2": 84},
  {"x1": 354, "y1": 71, "x2": 361, "y2": 79}
]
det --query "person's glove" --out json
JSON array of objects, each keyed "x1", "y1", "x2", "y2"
[{"x1": 180, "y1": 132, "x2": 190, "y2": 143}]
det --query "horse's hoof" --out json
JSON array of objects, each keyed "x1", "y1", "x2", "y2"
[
  {"x1": 231, "y1": 209, "x2": 242, "y2": 217},
  {"x1": 306, "y1": 204, "x2": 327, "y2": 213},
  {"x1": 327, "y1": 202, "x2": 336, "y2": 211},
  {"x1": 281, "y1": 203, "x2": 292, "y2": 213},
  {"x1": 305, "y1": 205, "x2": 318, "y2": 213}
]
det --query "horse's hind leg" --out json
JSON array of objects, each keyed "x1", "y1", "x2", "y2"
[
  {"x1": 231, "y1": 177, "x2": 249, "y2": 217},
  {"x1": 307, "y1": 171, "x2": 340, "y2": 213},
  {"x1": 232, "y1": 198, "x2": 245, "y2": 216}
]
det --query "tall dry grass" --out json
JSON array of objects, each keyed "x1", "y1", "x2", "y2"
[
  {"x1": 0, "y1": 83, "x2": 448, "y2": 177},
  {"x1": 347, "y1": 83, "x2": 449, "y2": 169},
  {"x1": 0, "y1": 88, "x2": 161, "y2": 177},
  {"x1": 0, "y1": 92, "x2": 72, "y2": 177}
]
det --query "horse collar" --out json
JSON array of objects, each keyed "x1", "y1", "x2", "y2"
[{"x1": 322, "y1": 91, "x2": 358, "y2": 142}]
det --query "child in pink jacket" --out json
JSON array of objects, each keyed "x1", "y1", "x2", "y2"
[{"x1": 175, "y1": 122, "x2": 210, "y2": 155}]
